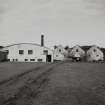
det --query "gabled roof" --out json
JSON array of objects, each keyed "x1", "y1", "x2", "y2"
[
  {"x1": 2, "y1": 43, "x2": 53, "y2": 51},
  {"x1": 87, "y1": 45, "x2": 102, "y2": 51},
  {"x1": 72, "y1": 45, "x2": 81, "y2": 48},
  {"x1": 71, "y1": 45, "x2": 85, "y2": 51},
  {"x1": 5, "y1": 43, "x2": 41, "y2": 47},
  {"x1": 81, "y1": 45, "x2": 102, "y2": 52},
  {"x1": 69, "y1": 45, "x2": 105, "y2": 53}
]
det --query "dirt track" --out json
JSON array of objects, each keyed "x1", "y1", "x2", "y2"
[
  {"x1": 0, "y1": 62, "x2": 63, "y2": 105},
  {"x1": 0, "y1": 62, "x2": 105, "y2": 105}
]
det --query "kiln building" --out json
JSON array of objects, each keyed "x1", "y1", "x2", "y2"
[{"x1": 0, "y1": 35, "x2": 54, "y2": 62}]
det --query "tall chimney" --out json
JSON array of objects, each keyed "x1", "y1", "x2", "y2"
[{"x1": 41, "y1": 35, "x2": 44, "y2": 46}]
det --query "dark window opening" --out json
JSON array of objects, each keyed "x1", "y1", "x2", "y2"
[
  {"x1": 93, "y1": 49, "x2": 96, "y2": 52},
  {"x1": 5, "y1": 50, "x2": 9, "y2": 54},
  {"x1": 88, "y1": 54, "x2": 91, "y2": 57},
  {"x1": 28, "y1": 50, "x2": 33, "y2": 54},
  {"x1": 97, "y1": 55, "x2": 99, "y2": 57},
  {"x1": 76, "y1": 49, "x2": 79, "y2": 52},
  {"x1": 38, "y1": 59, "x2": 43, "y2": 62},
  {"x1": 59, "y1": 49, "x2": 61, "y2": 52},
  {"x1": 12, "y1": 59, "x2": 18, "y2": 61},
  {"x1": 25, "y1": 59, "x2": 28, "y2": 61},
  {"x1": 30, "y1": 59, "x2": 35, "y2": 61},
  {"x1": 19, "y1": 50, "x2": 24, "y2": 54},
  {"x1": 56, "y1": 55, "x2": 58, "y2": 57},
  {"x1": 43, "y1": 50, "x2": 48, "y2": 55},
  {"x1": 16, "y1": 59, "x2": 18, "y2": 61}
]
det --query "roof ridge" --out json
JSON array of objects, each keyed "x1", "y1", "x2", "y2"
[{"x1": 3, "y1": 43, "x2": 53, "y2": 51}]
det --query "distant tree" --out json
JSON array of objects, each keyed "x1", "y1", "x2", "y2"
[
  {"x1": 100, "y1": 48, "x2": 105, "y2": 61},
  {"x1": 64, "y1": 46, "x2": 69, "y2": 50},
  {"x1": 0, "y1": 46, "x2": 4, "y2": 49},
  {"x1": 54, "y1": 45, "x2": 57, "y2": 49}
]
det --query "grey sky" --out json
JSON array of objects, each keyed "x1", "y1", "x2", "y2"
[{"x1": 0, "y1": 0, "x2": 105, "y2": 48}]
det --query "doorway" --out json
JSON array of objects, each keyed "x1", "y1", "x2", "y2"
[{"x1": 47, "y1": 55, "x2": 52, "y2": 62}]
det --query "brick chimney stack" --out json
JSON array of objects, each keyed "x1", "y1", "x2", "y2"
[{"x1": 41, "y1": 35, "x2": 44, "y2": 46}]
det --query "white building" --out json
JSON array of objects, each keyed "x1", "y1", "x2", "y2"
[
  {"x1": 87, "y1": 45, "x2": 104, "y2": 61},
  {"x1": 0, "y1": 36, "x2": 54, "y2": 62},
  {"x1": 69, "y1": 45, "x2": 85, "y2": 60},
  {"x1": 53, "y1": 45, "x2": 67, "y2": 61}
]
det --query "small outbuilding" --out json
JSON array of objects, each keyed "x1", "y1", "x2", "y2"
[
  {"x1": 0, "y1": 35, "x2": 54, "y2": 63},
  {"x1": 87, "y1": 45, "x2": 104, "y2": 62},
  {"x1": 54, "y1": 45, "x2": 67, "y2": 61},
  {"x1": 69, "y1": 45, "x2": 85, "y2": 61},
  {"x1": 0, "y1": 43, "x2": 54, "y2": 62}
]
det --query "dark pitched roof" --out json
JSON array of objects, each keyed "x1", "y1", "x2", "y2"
[{"x1": 81, "y1": 46, "x2": 91, "y2": 52}]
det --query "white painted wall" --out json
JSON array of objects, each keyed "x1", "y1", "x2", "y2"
[
  {"x1": 87, "y1": 46, "x2": 104, "y2": 61},
  {"x1": 53, "y1": 45, "x2": 66, "y2": 61},
  {"x1": 70, "y1": 45, "x2": 85, "y2": 58},
  {"x1": 1, "y1": 43, "x2": 54, "y2": 62},
  {"x1": 54, "y1": 51, "x2": 65, "y2": 61}
]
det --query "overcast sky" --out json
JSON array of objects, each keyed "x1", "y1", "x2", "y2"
[{"x1": 0, "y1": 0, "x2": 105, "y2": 48}]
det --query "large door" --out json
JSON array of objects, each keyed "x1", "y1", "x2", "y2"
[{"x1": 47, "y1": 55, "x2": 52, "y2": 62}]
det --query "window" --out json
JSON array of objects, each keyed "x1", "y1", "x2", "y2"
[
  {"x1": 25, "y1": 59, "x2": 28, "y2": 61},
  {"x1": 88, "y1": 54, "x2": 91, "y2": 57},
  {"x1": 16, "y1": 59, "x2": 18, "y2": 61},
  {"x1": 19, "y1": 50, "x2": 24, "y2": 54},
  {"x1": 76, "y1": 49, "x2": 79, "y2": 52},
  {"x1": 12, "y1": 59, "x2": 18, "y2": 62},
  {"x1": 28, "y1": 50, "x2": 33, "y2": 54},
  {"x1": 93, "y1": 49, "x2": 96, "y2": 52},
  {"x1": 69, "y1": 51, "x2": 71, "y2": 53},
  {"x1": 59, "y1": 49, "x2": 61, "y2": 52},
  {"x1": 8, "y1": 59, "x2": 10, "y2": 61},
  {"x1": 30, "y1": 59, "x2": 35, "y2": 61},
  {"x1": 56, "y1": 55, "x2": 58, "y2": 57},
  {"x1": 43, "y1": 50, "x2": 48, "y2": 55},
  {"x1": 38, "y1": 59, "x2": 43, "y2": 62},
  {"x1": 5, "y1": 50, "x2": 9, "y2": 54}
]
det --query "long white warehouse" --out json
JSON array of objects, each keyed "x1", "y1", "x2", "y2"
[
  {"x1": 0, "y1": 35, "x2": 54, "y2": 62},
  {"x1": 1, "y1": 43, "x2": 54, "y2": 62}
]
